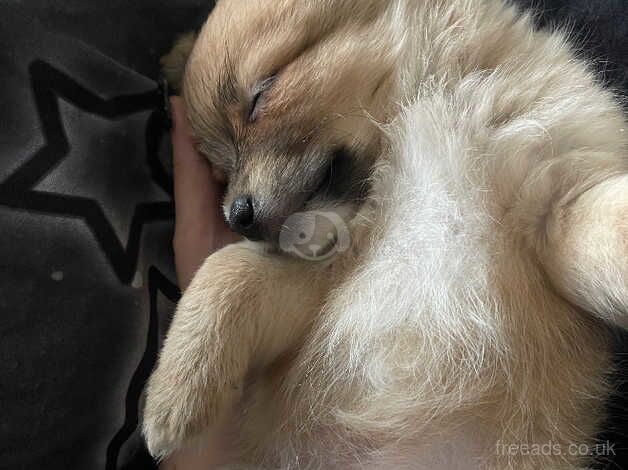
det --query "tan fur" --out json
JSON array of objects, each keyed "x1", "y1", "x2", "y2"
[
  {"x1": 160, "y1": 31, "x2": 197, "y2": 92},
  {"x1": 144, "y1": 0, "x2": 628, "y2": 468}
]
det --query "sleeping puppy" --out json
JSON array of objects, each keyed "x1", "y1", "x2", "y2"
[{"x1": 144, "y1": 0, "x2": 628, "y2": 468}]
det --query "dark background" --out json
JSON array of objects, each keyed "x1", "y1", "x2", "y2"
[{"x1": 0, "y1": 1, "x2": 626, "y2": 469}]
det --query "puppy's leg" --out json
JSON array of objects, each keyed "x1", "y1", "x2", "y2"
[
  {"x1": 161, "y1": 32, "x2": 197, "y2": 92},
  {"x1": 542, "y1": 173, "x2": 628, "y2": 328},
  {"x1": 143, "y1": 242, "x2": 332, "y2": 459}
]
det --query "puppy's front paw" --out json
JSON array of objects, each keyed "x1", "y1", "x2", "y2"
[
  {"x1": 143, "y1": 249, "x2": 253, "y2": 459},
  {"x1": 142, "y1": 386, "x2": 185, "y2": 460},
  {"x1": 143, "y1": 346, "x2": 242, "y2": 459},
  {"x1": 143, "y1": 371, "x2": 201, "y2": 459}
]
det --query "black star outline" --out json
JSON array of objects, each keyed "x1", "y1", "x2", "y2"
[
  {"x1": 0, "y1": 60, "x2": 174, "y2": 285},
  {"x1": 106, "y1": 267, "x2": 181, "y2": 470}
]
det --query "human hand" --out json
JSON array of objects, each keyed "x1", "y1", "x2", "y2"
[{"x1": 169, "y1": 96, "x2": 240, "y2": 290}]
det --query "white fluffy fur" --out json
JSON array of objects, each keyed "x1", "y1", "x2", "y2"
[{"x1": 145, "y1": 1, "x2": 628, "y2": 468}]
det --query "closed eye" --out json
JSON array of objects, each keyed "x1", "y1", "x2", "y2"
[
  {"x1": 248, "y1": 75, "x2": 276, "y2": 122},
  {"x1": 249, "y1": 90, "x2": 263, "y2": 121}
]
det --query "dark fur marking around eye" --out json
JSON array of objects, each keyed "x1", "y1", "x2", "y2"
[
  {"x1": 211, "y1": 53, "x2": 245, "y2": 164},
  {"x1": 313, "y1": 147, "x2": 373, "y2": 202},
  {"x1": 217, "y1": 52, "x2": 239, "y2": 105}
]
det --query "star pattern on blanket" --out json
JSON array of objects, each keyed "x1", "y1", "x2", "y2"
[
  {"x1": 0, "y1": 60, "x2": 173, "y2": 285},
  {"x1": 0, "y1": 57, "x2": 180, "y2": 469}
]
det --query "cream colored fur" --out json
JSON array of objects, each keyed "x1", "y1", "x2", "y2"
[{"x1": 144, "y1": 0, "x2": 628, "y2": 468}]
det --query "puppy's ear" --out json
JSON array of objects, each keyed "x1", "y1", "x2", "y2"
[
  {"x1": 160, "y1": 32, "x2": 197, "y2": 93},
  {"x1": 543, "y1": 174, "x2": 628, "y2": 328}
]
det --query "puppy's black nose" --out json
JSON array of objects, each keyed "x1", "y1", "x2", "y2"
[{"x1": 228, "y1": 195, "x2": 261, "y2": 239}]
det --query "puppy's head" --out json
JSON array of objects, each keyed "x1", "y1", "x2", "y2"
[{"x1": 182, "y1": 0, "x2": 401, "y2": 244}]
